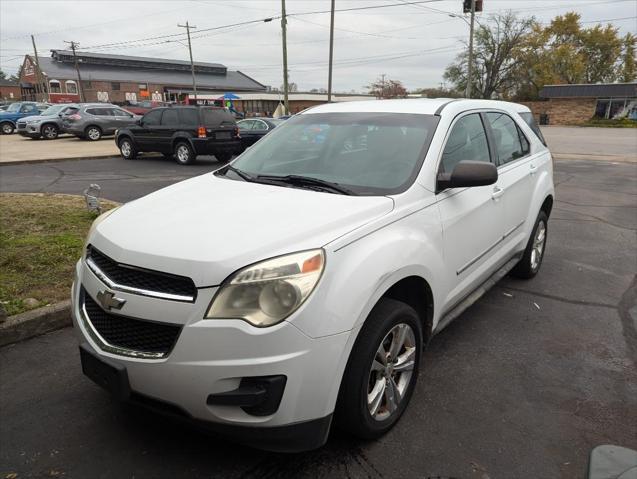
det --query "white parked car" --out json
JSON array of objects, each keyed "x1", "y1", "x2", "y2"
[{"x1": 72, "y1": 99, "x2": 554, "y2": 452}]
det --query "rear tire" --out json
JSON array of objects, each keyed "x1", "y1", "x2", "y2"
[
  {"x1": 1, "y1": 122, "x2": 14, "y2": 135},
  {"x1": 41, "y1": 124, "x2": 59, "y2": 140},
  {"x1": 215, "y1": 151, "x2": 233, "y2": 163},
  {"x1": 85, "y1": 126, "x2": 102, "y2": 141},
  {"x1": 118, "y1": 137, "x2": 137, "y2": 160},
  {"x1": 336, "y1": 298, "x2": 422, "y2": 439},
  {"x1": 511, "y1": 211, "x2": 548, "y2": 279},
  {"x1": 174, "y1": 141, "x2": 195, "y2": 165}
]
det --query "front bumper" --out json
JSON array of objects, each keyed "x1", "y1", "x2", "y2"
[
  {"x1": 71, "y1": 259, "x2": 349, "y2": 450},
  {"x1": 17, "y1": 124, "x2": 41, "y2": 137}
]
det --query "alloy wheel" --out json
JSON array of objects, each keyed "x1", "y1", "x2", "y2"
[
  {"x1": 1, "y1": 123, "x2": 12, "y2": 134},
  {"x1": 87, "y1": 128, "x2": 101, "y2": 140},
  {"x1": 120, "y1": 140, "x2": 131, "y2": 158},
  {"x1": 367, "y1": 323, "x2": 416, "y2": 421},
  {"x1": 530, "y1": 220, "x2": 546, "y2": 271},
  {"x1": 176, "y1": 145, "x2": 190, "y2": 163},
  {"x1": 43, "y1": 125, "x2": 57, "y2": 139}
]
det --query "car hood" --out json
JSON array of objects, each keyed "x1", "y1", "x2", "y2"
[
  {"x1": 20, "y1": 114, "x2": 54, "y2": 122},
  {"x1": 90, "y1": 173, "x2": 394, "y2": 286}
]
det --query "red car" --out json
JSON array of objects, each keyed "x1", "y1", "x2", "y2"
[{"x1": 123, "y1": 100, "x2": 169, "y2": 115}]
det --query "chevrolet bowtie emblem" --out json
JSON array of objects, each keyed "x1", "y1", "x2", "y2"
[{"x1": 96, "y1": 290, "x2": 126, "y2": 311}]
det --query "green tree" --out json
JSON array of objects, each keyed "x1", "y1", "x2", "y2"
[
  {"x1": 443, "y1": 12, "x2": 534, "y2": 99},
  {"x1": 621, "y1": 33, "x2": 636, "y2": 82},
  {"x1": 513, "y1": 12, "x2": 625, "y2": 99}
]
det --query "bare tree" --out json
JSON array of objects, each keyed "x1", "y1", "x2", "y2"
[{"x1": 367, "y1": 76, "x2": 407, "y2": 99}]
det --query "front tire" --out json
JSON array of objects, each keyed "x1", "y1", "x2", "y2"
[
  {"x1": 1, "y1": 122, "x2": 14, "y2": 135},
  {"x1": 41, "y1": 124, "x2": 59, "y2": 140},
  {"x1": 336, "y1": 298, "x2": 422, "y2": 439},
  {"x1": 174, "y1": 141, "x2": 195, "y2": 165},
  {"x1": 511, "y1": 211, "x2": 548, "y2": 279},
  {"x1": 85, "y1": 126, "x2": 102, "y2": 141},
  {"x1": 118, "y1": 137, "x2": 137, "y2": 160}
]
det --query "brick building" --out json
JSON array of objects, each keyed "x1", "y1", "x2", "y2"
[
  {"x1": 522, "y1": 82, "x2": 637, "y2": 125},
  {"x1": 194, "y1": 92, "x2": 375, "y2": 117},
  {"x1": 0, "y1": 78, "x2": 20, "y2": 102},
  {"x1": 19, "y1": 50, "x2": 266, "y2": 104}
]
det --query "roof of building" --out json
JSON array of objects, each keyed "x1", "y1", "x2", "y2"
[
  {"x1": 0, "y1": 78, "x2": 19, "y2": 87},
  {"x1": 540, "y1": 82, "x2": 637, "y2": 99},
  {"x1": 50, "y1": 49, "x2": 226, "y2": 74},
  {"x1": 34, "y1": 52, "x2": 266, "y2": 92},
  {"x1": 188, "y1": 92, "x2": 375, "y2": 102}
]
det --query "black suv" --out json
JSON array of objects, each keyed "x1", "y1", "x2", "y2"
[{"x1": 115, "y1": 106, "x2": 241, "y2": 165}]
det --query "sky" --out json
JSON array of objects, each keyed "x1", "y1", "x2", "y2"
[{"x1": 1, "y1": 0, "x2": 635, "y2": 93}]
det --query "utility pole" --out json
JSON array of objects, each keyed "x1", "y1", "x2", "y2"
[
  {"x1": 178, "y1": 21, "x2": 198, "y2": 103},
  {"x1": 281, "y1": 0, "x2": 289, "y2": 115},
  {"x1": 64, "y1": 40, "x2": 85, "y2": 102},
  {"x1": 380, "y1": 73, "x2": 386, "y2": 99},
  {"x1": 465, "y1": 0, "x2": 476, "y2": 99},
  {"x1": 31, "y1": 35, "x2": 49, "y2": 102},
  {"x1": 327, "y1": 0, "x2": 335, "y2": 102}
]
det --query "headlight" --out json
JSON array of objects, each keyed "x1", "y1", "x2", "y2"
[
  {"x1": 82, "y1": 206, "x2": 120, "y2": 259},
  {"x1": 205, "y1": 249, "x2": 325, "y2": 327}
]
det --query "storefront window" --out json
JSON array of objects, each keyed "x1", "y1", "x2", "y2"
[
  {"x1": 65, "y1": 81, "x2": 78, "y2": 94},
  {"x1": 594, "y1": 100, "x2": 609, "y2": 118}
]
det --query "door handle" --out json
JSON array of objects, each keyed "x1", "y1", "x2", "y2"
[
  {"x1": 492, "y1": 186, "x2": 504, "y2": 200},
  {"x1": 529, "y1": 164, "x2": 538, "y2": 175}
]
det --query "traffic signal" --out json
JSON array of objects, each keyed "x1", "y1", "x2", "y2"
[{"x1": 463, "y1": 0, "x2": 483, "y2": 13}]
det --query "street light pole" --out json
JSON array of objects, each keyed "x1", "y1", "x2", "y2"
[
  {"x1": 465, "y1": 0, "x2": 476, "y2": 99},
  {"x1": 281, "y1": 0, "x2": 290, "y2": 115},
  {"x1": 327, "y1": 0, "x2": 335, "y2": 102},
  {"x1": 178, "y1": 21, "x2": 198, "y2": 103}
]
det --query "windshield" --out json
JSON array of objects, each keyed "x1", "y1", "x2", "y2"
[
  {"x1": 41, "y1": 104, "x2": 68, "y2": 116},
  {"x1": 228, "y1": 112, "x2": 439, "y2": 195},
  {"x1": 7, "y1": 103, "x2": 21, "y2": 112}
]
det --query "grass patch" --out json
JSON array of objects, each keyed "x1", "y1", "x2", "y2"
[
  {"x1": 0, "y1": 193, "x2": 118, "y2": 316},
  {"x1": 582, "y1": 118, "x2": 637, "y2": 128}
]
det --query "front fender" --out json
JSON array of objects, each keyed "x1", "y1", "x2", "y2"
[{"x1": 289, "y1": 203, "x2": 444, "y2": 340}]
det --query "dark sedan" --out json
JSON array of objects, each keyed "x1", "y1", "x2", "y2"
[{"x1": 237, "y1": 117, "x2": 283, "y2": 152}]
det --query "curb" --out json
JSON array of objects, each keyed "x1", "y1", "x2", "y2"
[
  {"x1": 0, "y1": 154, "x2": 118, "y2": 166},
  {"x1": 552, "y1": 153, "x2": 637, "y2": 163},
  {"x1": 0, "y1": 300, "x2": 72, "y2": 347}
]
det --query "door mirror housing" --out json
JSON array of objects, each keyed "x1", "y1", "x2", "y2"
[
  {"x1": 437, "y1": 161, "x2": 497, "y2": 192},
  {"x1": 137, "y1": 118, "x2": 143, "y2": 126}
]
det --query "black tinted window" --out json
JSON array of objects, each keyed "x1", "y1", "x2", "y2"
[
  {"x1": 161, "y1": 109, "x2": 179, "y2": 126},
  {"x1": 143, "y1": 109, "x2": 162, "y2": 126},
  {"x1": 519, "y1": 112, "x2": 546, "y2": 146},
  {"x1": 86, "y1": 108, "x2": 110, "y2": 116},
  {"x1": 112, "y1": 109, "x2": 132, "y2": 117},
  {"x1": 202, "y1": 108, "x2": 235, "y2": 127},
  {"x1": 441, "y1": 114, "x2": 490, "y2": 174},
  {"x1": 486, "y1": 112, "x2": 530, "y2": 165},
  {"x1": 180, "y1": 108, "x2": 199, "y2": 126}
]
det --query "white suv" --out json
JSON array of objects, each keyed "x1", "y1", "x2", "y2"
[{"x1": 73, "y1": 99, "x2": 554, "y2": 452}]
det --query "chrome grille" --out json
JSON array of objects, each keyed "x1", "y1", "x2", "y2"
[{"x1": 86, "y1": 246, "x2": 197, "y2": 302}]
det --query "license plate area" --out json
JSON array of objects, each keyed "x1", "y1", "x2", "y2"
[
  {"x1": 215, "y1": 131, "x2": 231, "y2": 139},
  {"x1": 80, "y1": 344, "x2": 131, "y2": 400}
]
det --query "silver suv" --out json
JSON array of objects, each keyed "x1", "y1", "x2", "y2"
[{"x1": 61, "y1": 104, "x2": 140, "y2": 141}]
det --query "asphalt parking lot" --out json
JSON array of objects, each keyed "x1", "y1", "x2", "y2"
[{"x1": 0, "y1": 134, "x2": 636, "y2": 478}]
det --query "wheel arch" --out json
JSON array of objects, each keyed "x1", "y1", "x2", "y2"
[
  {"x1": 171, "y1": 134, "x2": 195, "y2": 150},
  {"x1": 380, "y1": 276, "x2": 434, "y2": 345},
  {"x1": 540, "y1": 194, "x2": 553, "y2": 218},
  {"x1": 84, "y1": 124, "x2": 102, "y2": 133}
]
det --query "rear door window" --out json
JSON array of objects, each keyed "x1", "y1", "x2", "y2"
[
  {"x1": 161, "y1": 109, "x2": 179, "y2": 126},
  {"x1": 202, "y1": 108, "x2": 235, "y2": 128},
  {"x1": 179, "y1": 108, "x2": 199, "y2": 126},
  {"x1": 485, "y1": 112, "x2": 530, "y2": 165},
  {"x1": 518, "y1": 112, "x2": 547, "y2": 146}
]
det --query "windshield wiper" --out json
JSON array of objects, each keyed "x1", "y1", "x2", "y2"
[
  {"x1": 256, "y1": 174, "x2": 356, "y2": 195},
  {"x1": 220, "y1": 165, "x2": 255, "y2": 182}
]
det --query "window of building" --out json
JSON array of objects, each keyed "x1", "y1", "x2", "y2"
[
  {"x1": 49, "y1": 79, "x2": 61, "y2": 94},
  {"x1": 138, "y1": 83, "x2": 147, "y2": 90},
  {"x1": 65, "y1": 80, "x2": 78, "y2": 94},
  {"x1": 111, "y1": 82, "x2": 120, "y2": 91}
]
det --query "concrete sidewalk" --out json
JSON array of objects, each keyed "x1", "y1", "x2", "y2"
[{"x1": 0, "y1": 133, "x2": 118, "y2": 164}]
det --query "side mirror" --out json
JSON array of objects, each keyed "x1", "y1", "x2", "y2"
[
  {"x1": 437, "y1": 161, "x2": 497, "y2": 192},
  {"x1": 137, "y1": 119, "x2": 143, "y2": 126}
]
